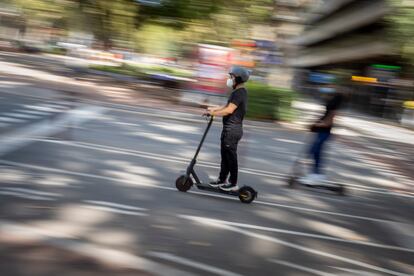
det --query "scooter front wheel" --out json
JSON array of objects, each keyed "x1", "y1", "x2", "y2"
[
  {"x1": 287, "y1": 176, "x2": 298, "y2": 188},
  {"x1": 176, "y1": 175, "x2": 193, "y2": 192},
  {"x1": 238, "y1": 186, "x2": 257, "y2": 204},
  {"x1": 336, "y1": 185, "x2": 346, "y2": 196}
]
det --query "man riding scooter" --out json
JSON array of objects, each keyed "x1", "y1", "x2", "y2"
[{"x1": 206, "y1": 66, "x2": 250, "y2": 192}]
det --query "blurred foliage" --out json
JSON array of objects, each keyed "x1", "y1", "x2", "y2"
[
  {"x1": 387, "y1": 0, "x2": 414, "y2": 65},
  {"x1": 90, "y1": 63, "x2": 193, "y2": 78},
  {"x1": 90, "y1": 63, "x2": 145, "y2": 77},
  {"x1": 135, "y1": 0, "x2": 275, "y2": 54},
  {"x1": 7, "y1": 0, "x2": 275, "y2": 52},
  {"x1": 139, "y1": 0, "x2": 274, "y2": 26},
  {"x1": 43, "y1": 46, "x2": 68, "y2": 55},
  {"x1": 246, "y1": 82, "x2": 297, "y2": 121},
  {"x1": 81, "y1": 0, "x2": 137, "y2": 48},
  {"x1": 11, "y1": 0, "x2": 66, "y2": 23},
  {"x1": 133, "y1": 24, "x2": 178, "y2": 55}
]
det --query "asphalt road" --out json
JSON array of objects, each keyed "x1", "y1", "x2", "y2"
[{"x1": 0, "y1": 52, "x2": 413, "y2": 276}]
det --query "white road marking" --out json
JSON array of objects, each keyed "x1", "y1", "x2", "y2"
[
  {"x1": 330, "y1": 266, "x2": 380, "y2": 276},
  {"x1": 149, "y1": 122, "x2": 199, "y2": 133},
  {"x1": 253, "y1": 200, "x2": 394, "y2": 223},
  {"x1": 114, "y1": 121, "x2": 141, "y2": 127},
  {"x1": 18, "y1": 109, "x2": 51, "y2": 115},
  {"x1": 0, "y1": 105, "x2": 105, "y2": 156},
  {"x1": 40, "y1": 103, "x2": 69, "y2": 109},
  {"x1": 0, "y1": 159, "x2": 164, "y2": 188},
  {"x1": 83, "y1": 205, "x2": 147, "y2": 216},
  {"x1": 174, "y1": 216, "x2": 414, "y2": 253},
  {"x1": 0, "y1": 160, "x2": 402, "y2": 225},
  {"x1": 1, "y1": 187, "x2": 61, "y2": 197},
  {"x1": 21, "y1": 104, "x2": 62, "y2": 112},
  {"x1": 133, "y1": 131, "x2": 185, "y2": 144},
  {"x1": 269, "y1": 259, "x2": 334, "y2": 276},
  {"x1": 180, "y1": 215, "x2": 411, "y2": 276},
  {"x1": 30, "y1": 139, "x2": 414, "y2": 198},
  {"x1": 147, "y1": 251, "x2": 243, "y2": 276},
  {"x1": 274, "y1": 138, "x2": 304, "y2": 144},
  {"x1": 0, "y1": 191, "x2": 54, "y2": 201},
  {"x1": 2, "y1": 112, "x2": 41, "y2": 119},
  {"x1": 0, "y1": 220, "x2": 194, "y2": 276},
  {"x1": 0, "y1": 116, "x2": 26, "y2": 123},
  {"x1": 83, "y1": 200, "x2": 147, "y2": 211}
]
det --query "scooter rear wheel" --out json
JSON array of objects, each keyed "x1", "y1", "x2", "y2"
[
  {"x1": 337, "y1": 185, "x2": 346, "y2": 196},
  {"x1": 287, "y1": 176, "x2": 298, "y2": 188},
  {"x1": 176, "y1": 175, "x2": 193, "y2": 192},
  {"x1": 238, "y1": 186, "x2": 257, "y2": 204}
]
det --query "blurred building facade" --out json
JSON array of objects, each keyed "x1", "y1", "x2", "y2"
[
  {"x1": 0, "y1": 5, "x2": 22, "y2": 49},
  {"x1": 288, "y1": 0, "x2": 393, "y2": 68},
  {"x1": 266, "y1": 0, "x2": 315, "y2": 89},
  {"x1": 285, "y1": 0, "x2": 414, "y2": 122}
]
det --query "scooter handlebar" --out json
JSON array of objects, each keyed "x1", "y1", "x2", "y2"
[{"x1": 202, "y1": 113, "x2": 214, "y2": 119}]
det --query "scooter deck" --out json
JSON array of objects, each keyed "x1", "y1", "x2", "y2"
[
  {"x1": 289, "y1": 177, "x2": 344, "y2": 194},
  {"x1": 304, "y1": 184, "x2": 342, "y2": 192},
  {"x1": 196, "y1": 183, "x2": 240, "y2": 196}
]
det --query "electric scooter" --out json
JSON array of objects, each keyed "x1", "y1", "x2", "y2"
[
  {"x1": 175, "y1": 115, "x2": 257, "y2": 204},
  {"x1": 287, "y1": 135, "x2": 345, "y2": 195}
]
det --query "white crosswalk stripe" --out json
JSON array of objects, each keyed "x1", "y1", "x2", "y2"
[
  {"x1": 17, "y1": 109, "x2": 51, "y2": 115},
  {"x1": 0, "y1": 101, "x2": 71, "y2": 128},
  {"x1": 2, "y1": 112, "x2": 42, "y2": 119},
  {"x1": 21, "y1": 104, "x2": 63, "y2": 112},
  {"x1": 0, "y1": 101, "x2": 70, "y2": 128},
  {"x1": 0, "y1": 190, "x2": 54, "y2": 201},
  {"x1": 41, "y1": 103, "x2": 70, "y2": 109},
  {"x1": 0, "y1": 117, "x2": 26, "y2": 123},
  {"x1": 0, "y1": 187, "x2": 61, "y2": 201}
]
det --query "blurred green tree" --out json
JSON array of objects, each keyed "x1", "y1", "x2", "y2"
[
  {"x1": 75, "y1": 0, "x2": 138, "y2": 49},
  {"x1": 387, "y1": 0, "x2": 414, "y2": 66},
  {"x1": 9, "y1": 0, "x2": 275, "y2": 51},
  {"x1": 10, "y1": 0, "x2": 138, "y2": 48}
]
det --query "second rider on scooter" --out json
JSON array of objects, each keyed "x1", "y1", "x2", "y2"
[
  {"x1": 300, "y1": 81, "x2": 345, "y2": 186},
  {"x1": 205, "y1": 66, "x2": 250, "y2": 192}
]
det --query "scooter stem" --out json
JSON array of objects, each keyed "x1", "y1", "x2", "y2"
[{"x1": 192, "y1": 116, "x2": 214, "y2": 161}]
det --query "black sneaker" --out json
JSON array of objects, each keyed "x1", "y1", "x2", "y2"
[
  {"x1": 209, "y1": 180, "x2": 226, "y2": 187},
  {"x1": 219, "y1": 183, "x2": 239, "y2": 192}
]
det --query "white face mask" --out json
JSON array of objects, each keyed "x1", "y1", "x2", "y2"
[{"x1": 226, "y1": 78, "x2": 234, "y2": 88}]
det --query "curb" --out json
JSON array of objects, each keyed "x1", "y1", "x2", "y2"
[{"x1": 87, "y1": 69, "x2": 154, "y2": 84}]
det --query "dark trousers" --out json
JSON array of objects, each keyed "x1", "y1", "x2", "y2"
[
  {"x1": 219, "y1": 128, "x2": 242, "y2": 185},
  {"x1": 309, "y1": 131, "x2": 331, "y2": 174}
]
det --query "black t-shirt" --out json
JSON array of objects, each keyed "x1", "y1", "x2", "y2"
[
  {"x1": 318, "y1": 94, "x2": 343, "y2": 132},
  {"x1": 223, "y1": 88, "x2": 247, "y2": 129}
]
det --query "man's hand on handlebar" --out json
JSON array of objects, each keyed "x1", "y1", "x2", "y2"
[
  {"x1": 205, "y1": 105, "x2": 222, "y2": 117},
  {"x1": 203, "y1": 109, "x2": 213, "y2": 117},
  {"x1": 204, "y1": 106, "x2": 215, "y2": 117}
]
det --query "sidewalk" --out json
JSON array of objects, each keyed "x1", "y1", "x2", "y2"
[{"x1": 338, "y1": 114, "x2": 414, "y2": 146}]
